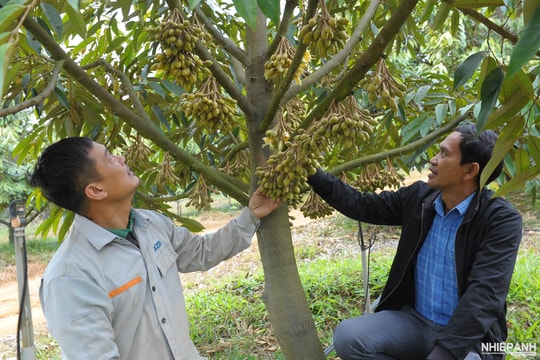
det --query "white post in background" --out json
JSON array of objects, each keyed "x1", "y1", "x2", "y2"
[{"x1": 10, "y1": 200, "x2": 36, "y2": 360}]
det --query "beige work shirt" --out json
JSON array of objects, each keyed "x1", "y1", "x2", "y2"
[{"x1": 40, "y1": 207, "x2": 260, "y2": 359}]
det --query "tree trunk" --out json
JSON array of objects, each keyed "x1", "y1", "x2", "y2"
[
  {"x1": 257, "y1": 206, "x2": 326, "y2": 359},
  {"x1": 244, "y1": 10, "x2": 326, "y2": 359}
]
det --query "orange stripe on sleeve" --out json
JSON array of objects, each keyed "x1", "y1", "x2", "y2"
[{"x1": 109, "y1": 276, "x2": 143, "y2": 298}]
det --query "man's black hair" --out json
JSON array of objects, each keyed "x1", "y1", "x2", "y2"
[
  {"x1": 456, "y1": 124, "x2": 502, "y2": 185},
  {"x1": 29, "y1": 137, "x2": 100, "y2": 214}
]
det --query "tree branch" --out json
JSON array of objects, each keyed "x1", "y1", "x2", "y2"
[
  {"x1": 284, "y1": 0, "x2": 381, "y2": 102},
  {"x1": 456, "y1": 6, "x2": 540, "y2": 58},
  {"x1": 0, "y1": 60, "x2": 64, "y2": 117},
  {"x1": 193, "y1": 6, "x2": 247, "y2": 64},
  {"x1": 230, "y1": 56, "x2": 246, "y2": 86},
  {"x1": 299, "y1": 0, "x2": 421, "y2": 130},
  {"x1": 328, "y1": 113, "x2": 467, "y2": 175},
  {"x1": 23, "y1": 17, "x2": 250, "y2": 205},
  {"x1": 258, "y1": 0, "x2": 320, "y2": 132},
  {"x1": 97, "y1": 59, "x2": 148, "y2": 120},
  {"x1": 196, "y1": 44, "x2": 255, "y2": 118},
  {"x1": 265, "y1": 0, "x2": 298, "y2": 57}
]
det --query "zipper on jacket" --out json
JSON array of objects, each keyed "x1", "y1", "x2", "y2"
[
  {"x1": 378, "y1": 201, "x2": 428, "y2": 307},
  {"x1": 453, "y1": 192, "x2": 480, "y2": 297}
]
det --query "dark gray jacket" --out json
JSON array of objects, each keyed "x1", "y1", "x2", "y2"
[{"x1": 308, "y1": 169, "x2": 522, "y2": 360}]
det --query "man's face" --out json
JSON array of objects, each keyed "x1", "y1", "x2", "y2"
[
  {"x1": 87, "y1": 142, "x2": 140, "y2": 201},
  {"x1": 427, "y1": 131, "x2": 472, "y2": 192}
]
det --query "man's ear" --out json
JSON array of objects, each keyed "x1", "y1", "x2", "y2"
[
  {"x1": 464, "y1": 162, "x2": 480, "y2": 180},
  {"x1": 85, "y1": 183, "x2": 108, "y2": 200}
]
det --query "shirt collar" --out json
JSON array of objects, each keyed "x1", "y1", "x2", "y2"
[
  {"x1": 107, "y1": 210, "x2": 135, "y2": 239},
  {"x1": 434, "y1": 192, "x2": 476, "y2": 216},
  {"x1": 73, "y1": 210, "x2": 137, "y2": 251},
  {"x1": 73, "y1": 214, "x2": 117, "y2": 251}
]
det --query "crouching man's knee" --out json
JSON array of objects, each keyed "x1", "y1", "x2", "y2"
[{"x1": 333, "y1": 318, "x2": 374, "y2": 360}]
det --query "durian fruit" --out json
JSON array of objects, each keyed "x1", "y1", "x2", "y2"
[
  {"x1": 300, "y1": 190, "x2": 334, "y2": 219},
  {"x1": 149, "y1": 9, "x2": 213, "y2": 89},
  {"x1": 264, "y1": 37, "x2": 310, "y2": 84},
  {"x1": 178, "y1": 76, "x2": 237, "y2": 134},
  {"x1": 354, "y1": 160, "x2": 403, "y2": 193},
  {"x1": 124, "y1": 135, "x2": 153, "y2": 172},
  {"x1": 155, "y1": 152, "x2": 182, "y2": 194},
  {"x1": 298, "y1": 0, "x2": 349, "y2": 58},
  {"x1": 185, "y1": 175, "x2": 216, "y2": 211},
  {"x1": 361, "y1": 57, "x2": 407, "y2": 112}
]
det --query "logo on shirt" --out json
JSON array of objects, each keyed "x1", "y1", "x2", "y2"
[{"x1": 153, "y1": 240, "x2": 162, "y2": 252}]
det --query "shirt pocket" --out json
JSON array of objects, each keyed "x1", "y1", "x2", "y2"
[{"x1": 154, "y1": 240, "x2": 178, "y2": 278}]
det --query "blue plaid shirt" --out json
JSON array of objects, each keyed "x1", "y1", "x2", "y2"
[{"x1": 415, "y1": 193, "x2": 475, "y2": 325}]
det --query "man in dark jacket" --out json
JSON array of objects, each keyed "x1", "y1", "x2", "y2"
[{"x1": 307, "y1": 124, "x2": 522, "y2": 360}]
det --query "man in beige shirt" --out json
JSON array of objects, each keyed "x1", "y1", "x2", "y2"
[{"x1": 30, "y1": 137, "x2": 280, "y2": 360}]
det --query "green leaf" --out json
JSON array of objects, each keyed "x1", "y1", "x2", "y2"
[
  {"x1": 401, "y1": 113, "x2": 432, "y2": 143},
  {"x1": 58, "y1": 210, "x2": 75, "y2": 241},
  {"x1": 514, "y1": 148, "x2": 530, "y2": 173},
  {"x1": 528, "y1": 136, "x2": 540, "y2": 164},
  {"x1": 148, "y1": 81, "x2": 167, "y2": 99},
  {"x1": 0, "y1": 3, "x2": 26, "y2": 32},
  {"x1": 432, "y1": 2, "x2": 451, "y2": 31},
  {"x1": 177, "y1": 216, "x2": 205, "y2": 233},
  {"x1": 257, "y1": 0, "x2": 280, "y2": 25},
  {"x1": 152, "y1": 105, "x2": 170, "y2": 131},
  {"x1": 486, "y1": 69, "x2": 533, "y2": 128},
  {"x1": 41, "y1": 2, "x2": 63, "y2": 36},
  {"x1": 494, "y1": 166, "x2": 540, "y2": 198},
  {"x1": 507, "y1": 5, "x2": 540, "y2": 78},
  {"x1": 187, "y1": 0, "x2": 202, "y2": 9},
  {"x1": 162, "y1": 80, "x2": 185, "y2": 97},
  {"x1": 0, "y1": 40, "x2": 15, "y2": 99},
  {"x1": 420, "y1": 0, "x2": 437, "y2": 23},
  {"x1": 232, "y1": 0, "x2": 258, "y2": 30},
  {"x1": 65, "y1": 3, "x2": 87, "y2": 39},
  {"x1": 106, "y1": 36, "x2": 127, "y2": 53},
  {"x1": 0, "y1": 32, "x2": 9, "y2": 43},
  {"x1": 435, "y1": 103, "x2": 448, "y2": 124},
  {"x1": 54, "y1": 86, "x2": 71, "y2": 109},
  {"x1": 413, "y1": 85, "x2": 431, "y2": 107},
  {"x1": 486, "y1": 88, "x2": 530, "y2": 129},
  {"x1": 66, "y1": 0, "x2": 79, "y2": 13},
  {"x1": 477, "y1": 67, "x2": 504, "y2": 130},
  {"x1": 453, "y1": 51, "x2": 486, "y2": 90},
  {"x1": 477, "y1": 56, "x2": 498, "y2": 94},
  {"x1": 12, "y1": 128, "x2": 41, "y2": 164},
  {"x1": 117, "y1": 0, "x2": 132, "y2": 19},
  {"x1": 3, "y1": 54, "x2": 22, "y2": 89},
  {"x1": 480, "y1": 115, "x2": 524, "y2": 188},
  {"x1": 523, "y1": 0, "x2": 540, "y2": 24}
]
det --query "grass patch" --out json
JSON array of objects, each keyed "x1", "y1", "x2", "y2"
[
  {"x1": 506, "y1": 251, "x2": 540, "y2": 345},
  {"x1": 187, "y1": 244, "x2": 538, "y2": 359},
  {"x1": 0, "y1": 237, "x2": 58, "y2": 272}
]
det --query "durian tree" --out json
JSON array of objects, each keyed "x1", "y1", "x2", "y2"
[{"x1": 1, "y1": 0, "x2": 539, "y2": 357}]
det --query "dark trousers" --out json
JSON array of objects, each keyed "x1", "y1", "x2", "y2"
[{"x1": 333, "y1": 306, "x2": 482, "y2": 360}]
